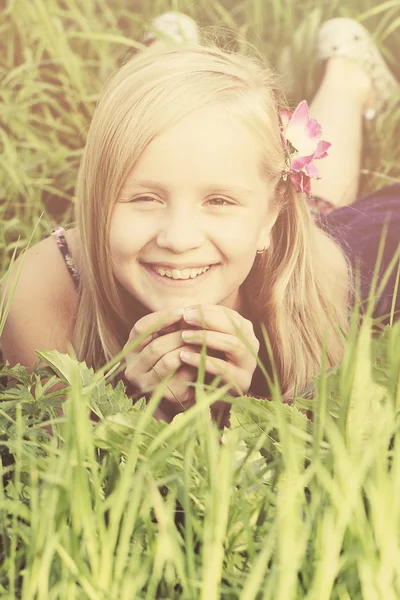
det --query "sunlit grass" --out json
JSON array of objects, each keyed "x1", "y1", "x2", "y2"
[
  {"x1": 1, "y1": 0, "x2": 400, "y2": 276},
  {"x1": 1, "y1": 0, "x2": 400, "y2": 597},
  {"x1": 1, "y1": 307, "x2": 400, "y2": 598}
]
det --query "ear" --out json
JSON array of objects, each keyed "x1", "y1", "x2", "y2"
[{"x1": 256, "y1": 204, "x2": 279, "y2": 252}]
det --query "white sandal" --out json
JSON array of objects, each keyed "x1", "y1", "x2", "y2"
[
  {"x1": 143, "y1": 12, "x2": 200, "y2": 46},
  {"x1": 317, "y1": 18, "x2": 399, "y2": 119}
]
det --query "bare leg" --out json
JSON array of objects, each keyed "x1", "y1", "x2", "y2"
[{"x1": 309, "y1": 57, "x2": 375, "y2": 208}]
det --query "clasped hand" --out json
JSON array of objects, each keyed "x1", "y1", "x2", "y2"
[{"x1": 123, "y1": 305, "x2": 260, "y2": 411}]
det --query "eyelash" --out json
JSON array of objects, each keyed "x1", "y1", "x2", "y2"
[
  {"x1": 130, "y1": 196, "x2": 234, "y2": 206},
  {"x1": 207, "y1": 197, "x2": 233, "y2": 206}
]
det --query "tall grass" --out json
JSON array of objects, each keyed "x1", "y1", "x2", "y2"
[
  {"x1": 1, "y1": 1, "x2": 400, "y2": 597},
  {"x1": 1, "y1": 0, "x2": 400, "y2": 276},
  {"x1": 1, "y1": 308, "x2": 400, "y2": 598}
]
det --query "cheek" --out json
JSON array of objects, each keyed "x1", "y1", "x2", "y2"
[
  {"x1": 217, "y1": 223, "x2": 259, "y2": 258},
  {"x1": 109, "y1": 211, "x2": 146, "y2": 259}
]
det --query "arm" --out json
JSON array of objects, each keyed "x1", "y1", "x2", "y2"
[{"x1": 1, "y1": 234, "x2": 78, "y2": 370}]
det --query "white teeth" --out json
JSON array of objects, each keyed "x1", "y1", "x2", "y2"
[
  {"x1": 153, "y1": 265, "x2": 211, "y2": 279},
  {"x1": 172, "y1": 269, "x2": 185, "y2": 279}
]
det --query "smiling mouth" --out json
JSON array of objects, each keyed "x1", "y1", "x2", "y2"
[
  {"x1": 143, "y1": 263, "x2": 218, "y2": 283},
  {"x1": 152, "y1": 265, "x2": 211, "y2": 279}
]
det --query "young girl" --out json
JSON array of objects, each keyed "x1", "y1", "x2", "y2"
[{"x1": 1, "y1": 16, "x2": 399, "y2": 423}]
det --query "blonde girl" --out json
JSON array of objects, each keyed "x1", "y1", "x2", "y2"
[{"x1": 2, "y1": 19, "x2": 398, "y2": 423}]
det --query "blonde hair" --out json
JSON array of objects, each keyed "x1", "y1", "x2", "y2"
[{"x1": 74, "y1": 42, "x2": 354, "y2": 401}]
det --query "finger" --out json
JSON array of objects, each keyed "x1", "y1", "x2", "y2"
[
  {"x1": 124, "y1": 308, "x2": 184, "y2": 353},
  {"x1": 124, "y1": 330, "x2": 184, "y2": 375},
  {"x1": 181, "y1": 329, "x2": 258, "y2": 369},
  {"x1": 126, "y1": 348, "x2": 197, "y2": 407},
  {"x1": 125, "y1": 343, "x2": 196, "y2": 390},
  {"x1": 150, "y1": 362, "x2": 197, "y2": 406},
  {"x1": 183, "y1": 304, "x2": 255, "y2": 340},
  {"x1": 125, "y1": 344, "x2": 181, "y2": 391},
  {"x1": 179, "y1": 349, "x2": 250, "y2": 396},
  {"x1": 139, "y1": 333, "x2": 197, "y2": 372}
]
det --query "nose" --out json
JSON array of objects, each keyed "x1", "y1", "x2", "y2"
[{"x1": 156, "y1": 207, "x2": 205, "y2": 252}]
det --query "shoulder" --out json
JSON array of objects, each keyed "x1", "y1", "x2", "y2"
[
  {"x1": 2, "y1": 228, "x2": 81, "y2": 307},
  {"x1": 0, "y1": 228, "x2": 81, "y2": 369}
]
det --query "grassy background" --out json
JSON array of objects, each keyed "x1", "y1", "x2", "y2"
[
  {"x1": 1, "y1": 2, "x2": 400, "y2": 597},
  {"x1": 1, "y1": 315, "x2": 400, "y2": 599},
  {"x1": 1, "y1": 0, "x2": 400, "y2": 279}
]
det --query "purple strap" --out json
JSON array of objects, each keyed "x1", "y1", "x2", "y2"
[{"x1": 52, "y1": 227, "x2": 79, "y2": 288}]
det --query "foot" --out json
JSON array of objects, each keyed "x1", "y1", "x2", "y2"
[
  {"x1": 323, "y1": 56, "x2": 377, "y2": 118},
  {"x1": 142, "y1": 12, "x2": 200, "y2": 47},
  {"x1": 317, "y1": 18, "x2": 399, "y2": 119}
]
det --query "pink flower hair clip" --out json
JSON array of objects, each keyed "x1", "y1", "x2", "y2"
[{"x1": 279, "y1": 100, "x2": 331, "y2": 197}]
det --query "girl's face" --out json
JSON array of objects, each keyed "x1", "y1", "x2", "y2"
[{"x1": 109, "y1": 104, "x2": 279, "y2": 314}]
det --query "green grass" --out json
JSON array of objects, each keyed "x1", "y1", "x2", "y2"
[
  {"x1": 1, "y1": 0, "x2": 400, "y2": 597},
  {"x1": 1, "y1": 310, "x2": 400, "y2": 598},
  {"x1": 1, "y1": 0, "x2": 400, "y2": 276}
]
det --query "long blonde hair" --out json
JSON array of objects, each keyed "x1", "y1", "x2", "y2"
[{"x1": 73, "y1": 42, "x2": 353, "y2": 401}]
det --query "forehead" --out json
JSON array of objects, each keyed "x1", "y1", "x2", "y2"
[{"x1": 127, "y1": 104, "x2": 266, "y2": 186}]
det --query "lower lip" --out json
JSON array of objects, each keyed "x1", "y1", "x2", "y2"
[{"x1": 142, "y1": 263, "x2": 218, "y2": 287}]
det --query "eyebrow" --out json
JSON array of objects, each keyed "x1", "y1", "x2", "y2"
[{"x1": 124, "y1": 179, "x2": 253, "y2": 197}]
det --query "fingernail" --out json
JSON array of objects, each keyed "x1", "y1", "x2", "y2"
[
  {"x1": 184, "y1": 308, "x2": 199, "y2": 323},
  {"x1": 180, "y1": 350, "x2": 193, "y2": 361},
  {"x1": 181, "y1": 330, "x2": 195, "y2": 341}
]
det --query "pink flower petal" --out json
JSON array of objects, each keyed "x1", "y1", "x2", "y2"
[
  {"x1": 290, "y1": 171, "x2": 302, "y2": 193},
  {"x1": 288, "y1": 100, "x2": 309, "y2": 129},
  {"x1": 304, "y1": 161, "x2": 321, "y2": 179},
  {"x1": 290, "y1": 171, "x2": 312, "y2": 196},
  {"x1": 285, "y1": 101, "x2": 323, "y2": 156},
  {"x1": 305, "y1": 117, "x2": 322, "y2": 140},
  {"x1": 302, "y1": 175, "x2": 311, "y2": 197},
  {"x1": 291, "y1": 154, "x2": 314, "y2": 172},
  {"x1": 279, "y1": 99, "x2": 331, "y2": 198},
  {"x1": 314, "y1": 140, "x2": 331, "y2": 159},
  {"x1": 279, "y1": 108, "x2": 293, "y2": 129}
]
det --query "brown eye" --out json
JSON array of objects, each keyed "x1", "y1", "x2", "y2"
[
  {"x1": 131, "y1": 196, "x2": 158, "y2": 203},
  {"x1": 206, "y1": 197, "x2": 233, "y2": 206}
]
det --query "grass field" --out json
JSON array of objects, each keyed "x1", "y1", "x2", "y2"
[
  {"x1": 1, "y1": 0, "x2": 400, "y2": 278},
  {"x1": 1, "y1": 1, "x2": 400, "y2": 598}
]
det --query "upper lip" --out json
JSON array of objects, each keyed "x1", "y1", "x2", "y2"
[{"x1": 143, "y1": 262, "x2": 218, "y2": 270}]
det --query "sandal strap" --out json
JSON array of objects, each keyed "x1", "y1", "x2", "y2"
[
  {"x1": 317, "y1": 18, "x2": 399, "y2": 118},
  {"x1": 143, "y1": 12, "x2": 200, "y2": 45}
]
